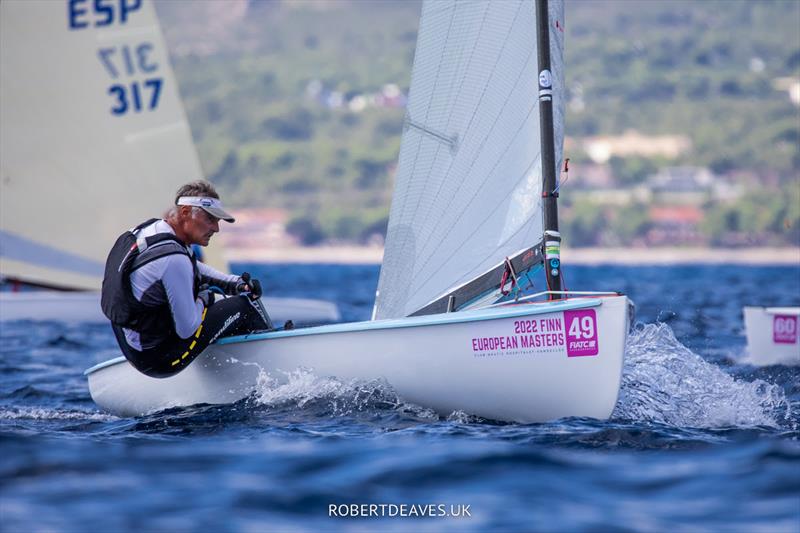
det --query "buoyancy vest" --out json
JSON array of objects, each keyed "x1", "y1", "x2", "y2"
[{"x1": 101, "y1": 219, "x2": 200, "y2": 335}]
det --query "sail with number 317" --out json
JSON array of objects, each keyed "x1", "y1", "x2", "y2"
[{"x1": 0, "y1": 0, "x2": 339, "y2": 325}]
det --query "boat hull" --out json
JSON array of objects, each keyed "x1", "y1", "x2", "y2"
[
  {"x1": 743, "y1": 306, "x2": 800, "y2": 366},
  {"x1": 86, "y1": 295, "x2": 631, "y2": 423}
]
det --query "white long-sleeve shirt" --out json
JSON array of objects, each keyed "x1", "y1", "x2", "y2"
[{"x1": 123, "y1": 220, "x2": 239, "y2": 350}]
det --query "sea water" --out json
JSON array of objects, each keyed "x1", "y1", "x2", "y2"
[{"x1": 1, "y1": 265, "x2": 798, "y2": 532}]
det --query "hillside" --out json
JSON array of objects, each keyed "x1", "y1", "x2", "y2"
[{"x1": 154, "y1": 0, "x2": 800, "y2": 247}]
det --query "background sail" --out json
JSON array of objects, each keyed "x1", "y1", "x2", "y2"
[
  {"x1": 0, "y1": 0, "x2": 208, "y2": 290},
  {"x1": 373, "y1": 0, "x2": 565, "y2": 319}
]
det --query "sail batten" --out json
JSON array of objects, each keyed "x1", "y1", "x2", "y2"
[{"x1": 374, "y1": 0, "x2": 565, "y2": 319}]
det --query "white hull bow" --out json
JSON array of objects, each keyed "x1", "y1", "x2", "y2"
[{"x1": 87, "y1": 295, "x2": 631, "y2": 423}]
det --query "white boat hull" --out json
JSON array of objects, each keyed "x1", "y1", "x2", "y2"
[
  {"x1": 0, "y1": 291, "x2": 107, "y2": 323},
  {"x1": 87, "y1": 295, "x2": 631, "y2": 423},
  {"x1": 743, "y1": 306, "x2": 800, "y2": 366},
  {"x1": 0, "y1": 291, "x2": 340, "y2": 325}
]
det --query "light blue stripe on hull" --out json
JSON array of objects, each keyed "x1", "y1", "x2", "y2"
[
  {"x1": 85, "y1": 356, "x2": 128, "y2": 375},
  {"x1": 220, "y1": 298, "x2": 601, "y2": 344}
]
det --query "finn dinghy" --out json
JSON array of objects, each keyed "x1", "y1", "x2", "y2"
[
  {"x1": 743, "y1": 307, "x2": 800, "y2": 366},
  {"x1": 87, "y1": 0, "x2": 634, "y2": 423},
  {"x1": 0, "y1": 0, "x2": 338, "y2": 325}
]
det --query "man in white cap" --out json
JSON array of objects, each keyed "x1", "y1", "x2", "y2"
[{"x1": 101, "y1": 180, "x2": 271, "y2": 377}]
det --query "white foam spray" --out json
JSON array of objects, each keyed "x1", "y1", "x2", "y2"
[
  {"x1": 252, "y1": 367, "x2": 438, "y2": 420},
  {"x1": 1, "y1": 407, "x2": 118, "y2": 422},
  {"x1": 613, "y1": 323, "x2": 792, "y2": 429}
]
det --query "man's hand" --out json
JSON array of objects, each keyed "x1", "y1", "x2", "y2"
[
  {"x1": 249, "y1": 278, "x2": 263, "y2": 300},
  {"x1": 237, "y1": 272, "x2": 263, "y2": 300}
]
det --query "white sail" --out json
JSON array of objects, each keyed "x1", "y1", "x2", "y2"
[
  {"x1": 373, "y1": 0, "x2": 565, "y2": 319},
  {"x1": 0, "y1": 0, "x2": 204, "y2": 290}
]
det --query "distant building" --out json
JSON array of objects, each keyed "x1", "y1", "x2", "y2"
[
  {"x1": 219, "y1": 208, "x2": 297, "y2": 249},
  {"x1": 305, "y1": 80, "x2": 407, "y2": 112},
  {"x1": 569, "y1": 163, "x2": 651, "y2": 205},
  {"x1": 773, "y1": 77, "x2": 800, "y2": 107},
  {"x1": 647, "y1": 166, "x2": 716, "y2": 205},
  {"x1": 569, "y1": 162, "x2": 615, "y2": 189},
  {"x1": 573, "y1": 188, "x2": 649, "y2": 206},
  {"x1": 582, "y1": 130, "x2": 691, "y2": 164},
  {"x1": 646, "y1": 205, "x2": 705, "y2": 246}
]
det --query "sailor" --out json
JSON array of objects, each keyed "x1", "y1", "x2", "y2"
[{"x1": 101, "y1": 180, "x2": 271, "y2": 378}]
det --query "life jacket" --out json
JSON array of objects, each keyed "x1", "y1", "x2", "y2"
[{"x1": 101, "y1": 219, "x2": 200, "y2": 333}]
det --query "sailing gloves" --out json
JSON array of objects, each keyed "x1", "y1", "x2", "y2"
[
  {"x1": 237, "y1": 272, "x2": 263, "y2": 300},
  {"x1": 197, "y1": 273, "x2": 261, "y2": 307},
  {"x1": 197, "y1": 273, "x2": 261, "y2": 308}
]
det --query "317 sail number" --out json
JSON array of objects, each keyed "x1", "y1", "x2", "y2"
[
  {"x1": 108, "y1": 79, "x2": 162, "y2": 115},
  {"x1": 97, "y1": 44, "x2": 163, "y2": 115}
]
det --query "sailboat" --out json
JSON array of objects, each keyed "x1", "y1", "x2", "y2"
[
  {"x1": 86, "y1": 0, "x2": 634, "y2": 423},
  {"x1": 0, "y1": 0, "x2": 339, "y2": 325},
  {"x1": 743, "y1": 307, "x2": 800, "y2": 366}
]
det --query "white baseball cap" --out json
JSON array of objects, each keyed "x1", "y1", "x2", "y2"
[{"x1": 176, "y1": 196, "x2": 235, "y2": 223}]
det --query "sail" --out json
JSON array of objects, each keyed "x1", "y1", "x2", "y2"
[
  {"x1": 0, "y1": 0, "x2": 210, "y2": 290},
  {"x1": 373, "y1": 0, "x2": 565, "y2": 319}
]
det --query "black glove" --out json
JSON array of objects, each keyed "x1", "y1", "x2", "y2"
[
  {"x1": 198, "y1": 288, "x2": 216, "y2": 308},
  {"x1": 237, "y1": 272, "x2": 251, "y2": 293},
  {"x1": 249, "y1": 278, "x2": 262, "y2": 300},
  {"x1": 237, "y1": 272, "x2": 263, "y2": 300}
]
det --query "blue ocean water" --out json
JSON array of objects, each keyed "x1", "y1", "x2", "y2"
[{"x1": 1, "y1": 264, "x2": 799, "y2": 532}]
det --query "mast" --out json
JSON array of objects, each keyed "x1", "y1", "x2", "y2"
[{"x1": 535, "y1": 0, "x2": 562, "y2": 298}]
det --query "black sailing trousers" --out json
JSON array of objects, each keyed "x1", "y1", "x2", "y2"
[{"x1": 112, "y1": 295, "x2": 271, "y2": 378}]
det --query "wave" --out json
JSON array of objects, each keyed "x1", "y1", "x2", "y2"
[
  {"x1": 614, "y1": 323, "x2": 793, "y2": 429},
  {"x1": 252, "y1": 367, "x2": 439, "y2": 420},
  {"x1": 0, "y1": 406, "x2": 118, "y2": 422}
]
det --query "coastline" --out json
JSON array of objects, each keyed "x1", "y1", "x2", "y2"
[{"x1": 224, "y1": 245, "x2": 800, "y2": 266}]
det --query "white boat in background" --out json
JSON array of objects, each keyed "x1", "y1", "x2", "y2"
[
  {"x1": 0, "y1": 290, "x2": 338, "y2": 326},
  {"x1": 87, "y1": 0, "x2": 633, "y2": 423},
  {"x1": 743, "y1": 307, "x2": 800, "y2": 366},
  {"x1": 0, "y1": 0, "x2": 338, "y2": 325}
]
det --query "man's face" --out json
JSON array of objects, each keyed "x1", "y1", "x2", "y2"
[{"x1": 181, "y1": 206, "x2": 220, "y2": 246}]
